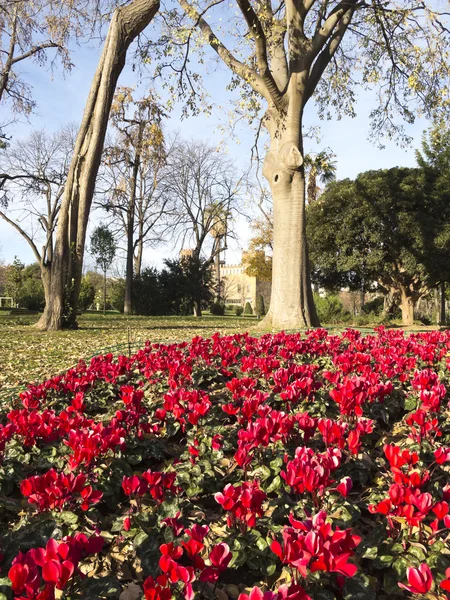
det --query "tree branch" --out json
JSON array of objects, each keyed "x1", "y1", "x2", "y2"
[
  {"x1": 305, "y1": 3, "x2": 356, "y2": 101},
  {"x1": 178, "y1": 0, "x2": 273, "y2": 104},
  {"x1": 11, "y1": 41, "x2": 62, "y2": 65},
  {"x1": 0, "y1": 209, "x2": 41, "y2": 264},
  {"x1": 235, "y1": 0, "x2": 285, "y2": 108}
]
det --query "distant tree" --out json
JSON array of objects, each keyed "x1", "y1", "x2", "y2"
[
  {"x1": 4, "y1": 257, "x2": 24, "y2": 305},
  {"x1": 304, "y1": 151, "x2": 337, "y2": 204},
  {"x1": 97, "y1": 87, "x2": 167, "y2": 315},
  {"x1": 163, "y1": 140, "x2": 243, "y2": 276},
  {"x1": 90, "y1": 225, "x2": 116, "y2": 316},
  {"x1": 243, "y1": 202, "x2": 273, "y2": 282},
  {"x1": 416, "y1": 122, "x2": 450, "y2": 325},
  {"x1": 0, "y1": 0, "x2": 118, "y2": 142},
  {"x1": 132, "y1": 267, "x2": 163, "y2": 315},
  {"x1": 0, "y1": 126, "x2": 75, "y2": 312},
  {"x1": 78, "y1": 277, "x2": 96, "y2": 311},
  {"x1": 162, "y1": 255, "x2": 213, "y2": 317},
  {"x1": 307, "y1": 167, "x2": 450, "y2": 326}
]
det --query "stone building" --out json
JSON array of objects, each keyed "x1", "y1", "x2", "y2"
[{"x1": 220, "y1": 255, "x2": 271, "y2": 311}]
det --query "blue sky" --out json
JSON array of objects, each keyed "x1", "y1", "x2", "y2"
[{"x1": 0, "y1": 36, "x2": 429, "y2": 271}]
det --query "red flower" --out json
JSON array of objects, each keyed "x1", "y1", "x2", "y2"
[{"x1": 398, "y1": 564, "x2": 433, "y2": 594}]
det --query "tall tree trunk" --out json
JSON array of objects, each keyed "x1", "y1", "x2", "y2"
[
  {"x1": 134, "y1": 235, "x2": 143, "y2": 278},
  {"x1": 259, "y1": 115, "x2": 319, "y2": 330},
  {"x1": 124, "y1": 217, "x2": 135, "y2": 315},
  {"x1": 40, "y1": 263, "x2": 52, "y2": 314},
  {"x1": 124, "y1": 151, "x2": 140, "y2": 316},
  {"x1": 193, "y1": 299, "x2": 202, "y2": 318},
  {"x1": 215, "y1": 243, "x2": 221, "y2": 303},
  {"x1": 36, "y1": 0, "x2": 159, "y2": 331},
  {"x1": 439, "y1": 281, "x2": 446, "y2": 325},
  {"x1": 399, "y1": 288, "x2": 416, "y2": 327},
  {"x1": 103, "y1": 269, "x2": 107, "y2": 316}
]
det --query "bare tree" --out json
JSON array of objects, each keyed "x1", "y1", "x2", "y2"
[
  {"x1": 162, "y1": 139, "x2": 244, "y2": 315},
  {"x1": 0, "y1": 0, "x2": 118, "y2": 140},
  {"x1": 0, "y1": 125, "x2": 75, "y2": 310},
  {"x1": 96, "y1": 87, "x2": 167, "y2": 315}
]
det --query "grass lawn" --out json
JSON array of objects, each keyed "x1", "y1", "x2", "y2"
[{"x1": 0, "y1": 311, "x2": 255, "y2": 398}]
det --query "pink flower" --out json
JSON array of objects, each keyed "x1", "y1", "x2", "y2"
[{"x1": 398, "y1": 564, "x2": 433, "y2": 594}]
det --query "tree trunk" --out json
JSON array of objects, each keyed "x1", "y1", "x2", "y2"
[
  {"x1": 35, "y1": 0, "x2": 159, "y2": 331},
  {"x1": 399, "y1": 289, "x2": 416, "y2": 327},
  {"x1": 124, "y1": 150, "x2": 140, "y2": 316},
  {"x1": 134, "y1": 236, "x2": 143, "y2": 278},
  {"x1": 193, "y1": 300, "x2": 202, "y2": 318},
  {"x1": 258, "y1": 118, "x2": 319, "y2": 330},
  {"x1": 124, "y1": 217, "x2": 135, "y2": 315},
  {"x1": 103, "y1": 269, "x2": 107, "y2": 316},
  {"x1": 439, "y1": 281, "x2": 446, "y2": 325},
  {"x1": 215, "y1": 246, "x2": 221, "y2": 303}
]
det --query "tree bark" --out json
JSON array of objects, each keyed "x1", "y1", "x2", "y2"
[
  {"x1": 134, "y1": 235, "x2": 143, "y2": 278},
  {"x1": 124, "y1": 148, "x2": 140, "y2": 316},
  {"x1": 36, "y1": 0, "x2": 160, "y2": 330},
  {"x1": 258, "y1": 113, "x2": 319, "y2": 330},
  {"x1": 439, "y1": 281, "x2": 446, "y2": 325},
  {"x1": 399, "y1": 289, "x2": 416, "y2": 327},
  {"x1": 193, "y1": 300, "x2": 202, "y2": 318},
  {"x1": 103, "y1": 269, "x2": 107, "y2": 316}
]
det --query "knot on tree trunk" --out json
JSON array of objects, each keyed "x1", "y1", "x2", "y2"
[{"x1": 263, "y1": 143, "x2": 303, "y2": 186}]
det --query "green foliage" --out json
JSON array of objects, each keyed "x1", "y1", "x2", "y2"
[
  {"x1": 313, "y1": 293, "x2": 350, "y2": 324},
  {"x1": 133, "y1": 268, "x2": 163, "y2": 315},
  {"x1": 108, "y1": 279, "x2": 125, "y2": 313},
  {"x1": 90, "y1": 225, "x2": 116, "y2": 274},
  {"x1": 235, "y1": 306, "x2": 244, "y2": 316},
  {"x1": 244, "y1": 301, "x2": 253, "y2": 315},
  {"x1": 308, "y1": 167, "x2": 450, "y2": 303},
  {"x1": 209, "y1": 302, "x2": 225, "y2": 316},
  {"x1": 362, "y1": 297, "x2": 384, "y2": 316},
  {"x1": 4, "y1": 257, "x2": 24, "y2": 304},
  {"x1": 255, "y1": 294, "x2": 266, "y2": 317},
  {"x1": 162, "y1": 256, "x2": 213, "y2": 316},
  {"x1": 78, "y1": 277, "x2": 95, "y2": 311}
]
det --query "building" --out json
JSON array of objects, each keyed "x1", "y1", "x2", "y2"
[{"x1": 220, "y1": 254, "x2": 271, "y2": 311}]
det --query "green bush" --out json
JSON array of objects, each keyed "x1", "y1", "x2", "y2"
[
  {"x1": 244, "y1": 301, "x2": 253, "y2": 315},
  {"x1": 235, "y1": 305, "x2": 244, "y2": 316},
  {"x1": 313, "y1": 293, "x2": 350, "y2": 324},
  {"x1": 209, "y1": 302, "x2": 225, "y2": 316},
  {"x1": 255, "y1": 294, "x2": 266, "y2": 317},
  {"x1": 18, "y1": 277, "x2": 45, "y2": 311},
  {"x1": 362, "y1": 296, "x2": 384, "y2": 315},
  {"x1": 78, "y1": 277, "x2": 96, "y2": 311},
  {"x1": 109, "y1": 279, "x2": 125, "y2": 313}
]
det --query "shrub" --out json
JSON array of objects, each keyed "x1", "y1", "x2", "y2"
[
  {"x1": 234, "y1": 305, "x2": 243, "y2": 316},
  {"x1": 362, "y1": 296, "x2": 384, "y2": 315},
  {"x1": 244, "y1": 301, "x2": 253, "y2": 315},
  {"x1": 255, "y1": 294, "x2": 266, "y2": 317},
  {"x1": 78, "y1": 277, "x2": 95, "y2": 311},
  {"x1": 18, "y1": 277, "x2": 45, "y2": 311},
  {"x1": 209, "y1": 302, "x2": 225, "y2": 316},
  {"x1": 314, "y1": 293, "x2": 350, "y2": 324},
  {"x1": 109, "y1": 279, "x2": 125, "y2": 313}
]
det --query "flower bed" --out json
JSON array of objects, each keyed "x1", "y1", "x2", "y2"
[{"x1": 0, "y1": 327, "x2": 450, "y2": 599}]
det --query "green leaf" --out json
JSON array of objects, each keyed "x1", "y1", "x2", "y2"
[
  {"x1": 343, "y1": 573, "x2": 376, "y2": 600},
  {"x1": 392, "y1": 557, "x2": 409, "y2": 579},
  {"x1": 266, "y1": 476, "x2": 282, "y2": 493},
  {"x1": 256, "y1": 537, "x2": 267, "y2": 551},
  {"x1": 58, "y1": 511, "x2": 79, "y2": 525},
  {"x1": 361, "y1": 546, "x2": 378, "y2": 560}
]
